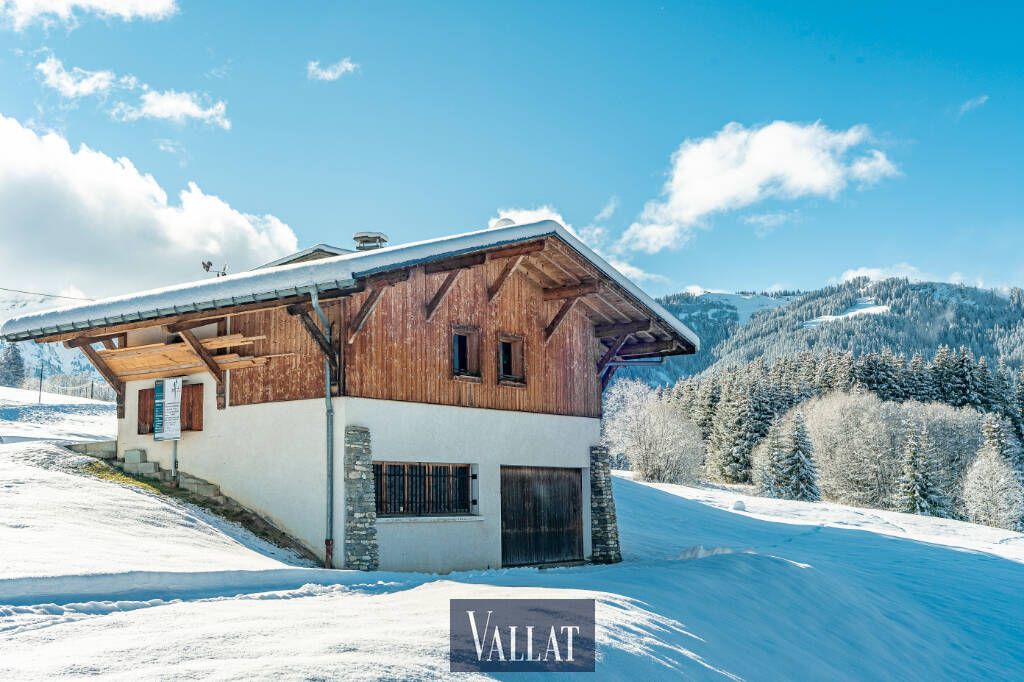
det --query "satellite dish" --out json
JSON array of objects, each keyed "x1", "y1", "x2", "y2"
[{"x1": 492, "y1": 218, "x2": 516, "y2": 228}]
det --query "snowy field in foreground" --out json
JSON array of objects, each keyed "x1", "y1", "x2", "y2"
[
  {"x1": 0, "y1": 386, "x2": 115, "y2": 444},
  {"x1": 1, "y1": 399, "x2": 1023, "y2": 679}
]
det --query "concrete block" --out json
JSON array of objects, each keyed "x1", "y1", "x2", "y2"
[
  {"x1": 137, "y1": 461, "x2": 159, "y2": 474},
  {"x1": 142, "y1": 471, "x2": 162, "y2": 480},
  {"x1": 123, "y1": 449, "x2": 147, "y2": 465},
  {"x1": 182, "y1": 480, "x2": 200, "y2": 493},
  {"x1": 196, "y1": 483, "x2": 220, "y2": 498},
  {"x1": 123, "y1": 461, "x2": 140, "y2": 475}
]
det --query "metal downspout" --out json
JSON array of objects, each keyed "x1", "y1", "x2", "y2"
[{"x1": 310, "y1": 289, "x2": 335, "y2": 568}]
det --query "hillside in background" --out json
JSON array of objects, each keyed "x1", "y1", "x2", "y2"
[
  {"x1": 632, "y1": 277, "x2": 1024, "y2": 385},
  {"x1": 0, "y1": 292, "x2": 100, "y2": 384}
]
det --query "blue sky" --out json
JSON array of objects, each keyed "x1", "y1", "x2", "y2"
[{"x1": 1, "y1": 1, "x2": 1022, "y2": 299}]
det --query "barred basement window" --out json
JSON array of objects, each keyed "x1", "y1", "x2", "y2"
[{"x1": 373, "y1": 462, "x2": 472, "y2": 516}]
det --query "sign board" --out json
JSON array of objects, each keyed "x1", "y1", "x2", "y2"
[{"x1": 153, "y1": 377, "x2": 183, "y2": 441}]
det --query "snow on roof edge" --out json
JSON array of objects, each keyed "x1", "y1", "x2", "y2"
[{"x1": 1, "y1": 221, "x2": 699, "y2": 350}]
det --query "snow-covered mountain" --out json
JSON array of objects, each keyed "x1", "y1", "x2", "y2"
[
  {"x1": 632, "y1": 277, "x2": 1024, "y2": 385},
  {"x1": 0, "y1": 292, "x2": 99, "y2": 382}
]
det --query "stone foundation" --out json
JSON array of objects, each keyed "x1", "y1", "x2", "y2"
[
  {"x1": 590, "y1": 445, "x2": 622, "y2": 564},
  {"x1": 343, "y1": 426, "x2": 379, "y2": 571}
]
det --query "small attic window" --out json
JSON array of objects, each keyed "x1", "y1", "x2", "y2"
[
  {"x1": 498, "y1": 334, "x2": 525, "y2": 386},
  {"x1": 452, "y1": 325, "x2": 481, "y2": 381}
]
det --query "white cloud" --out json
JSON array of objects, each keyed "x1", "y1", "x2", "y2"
[
  {"x1": 112, "y1": 90, "x2": 230, "y2": 130},
  {"x1": 742, "y1": 210, "x2": 799, "y2": 238},
  {"x1": 0, "y1": 114, "x2": 297, "y2": 298},
  {"x1": 156, "y1": 138, "x2": 189, "y2": 166},
  {"x1": 958, "y1": 94, "x2": 989, "y2": 118},
  {"x1": 594, "y1": 196, "x2": 618, "y2": 222},
  {"x1": 835, "y1": 263, "x2": 983, "y2": 287},
  {"x1": 619, "y1": 120, "x2": 900, "y2": 253},
  {"x1": 1, "y1": 0, "x2": 176, "y2": 30},
  {"x1": 36, "y1": 54, "x2": 115, "y2": 98},
  {"x1": 487, "y1": 205, "x2": 665, "y2": 284},
  {"x1": 307, "y1": 58, "x2": 359, "y2": 82},
  {"x1": 32, "y1": 51, "x2": 230, "y2": 130}
]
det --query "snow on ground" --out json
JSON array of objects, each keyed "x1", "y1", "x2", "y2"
[
  {"x1": 804, "y1": 296, "x2": 891, "y2": 328},
  {"x1": 696, "y1": 292, "x2": 798, "y2": 324},
  {"x1": 2, "y1": 442, "x2": 1024, "y2": 678},
  {"x1": 0, "y1": 386, "x2": 115, "y2": 444}
]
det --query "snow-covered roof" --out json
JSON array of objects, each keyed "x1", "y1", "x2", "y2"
[
  {"x1": 255, "y1": 243, "x2": 353, "y2": 269},
  {"x1": 1, "y1": 221, "x2": 699, "y2": 350}
]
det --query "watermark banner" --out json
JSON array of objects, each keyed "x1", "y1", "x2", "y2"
[{"x1": 449, "y1": 598, "x2": 596, "y2": 673}]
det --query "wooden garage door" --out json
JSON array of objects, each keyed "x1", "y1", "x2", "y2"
[{"x1": 500, "y1": 466, "x2": 583, "y2": 567}]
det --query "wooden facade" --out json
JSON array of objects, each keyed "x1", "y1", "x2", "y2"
[
  {"x1": 41, "y1": 234, "x2": 695, "y2": 422},
  {"x1": 229, "y1": 257, "x2": 605, "y2": 417}
]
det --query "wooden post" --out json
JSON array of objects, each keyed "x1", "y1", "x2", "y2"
[{"x1": 178, "y1": 328, "x2": 226, "y2": 409}]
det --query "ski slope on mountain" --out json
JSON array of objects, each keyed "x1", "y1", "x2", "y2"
[
  {"x1": 803, "y1": 296, "x2": 891, "y2": 328},
  {"x1": 2, "y1": 435, "x2": 1022, "y2": 679}
]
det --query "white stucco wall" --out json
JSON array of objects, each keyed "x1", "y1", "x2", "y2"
[
  {"x1": 342, "y1": 398, "x2": 600, "y2": 573},
  {"x1": 117, "y1": 386, "x2": 600, "y2": 573},
  {"x1": 118, "y1": 376, "x2": 334, "y2": 558}
]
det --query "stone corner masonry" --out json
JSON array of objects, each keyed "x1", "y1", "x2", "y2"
[
  {"x1": 343, "y1": 425, "x2": 379, "y2": 571},
  {"x1": 589, "y1": 445, "x2": 622, "y2": 564}
]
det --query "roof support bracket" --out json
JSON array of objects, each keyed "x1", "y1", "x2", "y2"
[
  {"x1": 177, "y1": 328, "x2": 227, "y2": 409},
  {"x1": 73, "y1": 342, "x2": 125, "y2": 418},
  {"x1": 347, "y1": 285, "x2": 386, "y2": 345},
  {"x1": 426, "y1": 269, "x2": 462, "y2": 321},
  {"x1": 544, "y1": 297, "x2": 579, "y2": 343},
  {"x1": 487, "y1": 254, "x2": 525, "y2": 302}
]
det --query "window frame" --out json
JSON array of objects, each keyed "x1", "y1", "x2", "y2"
[
  {"x1": 372, "y1": 461, "x2": 474, "y2": 517},
  {"x1": 450, "y1": 324, "x2": 482, "y2": 383},
  {"x1": 497, "y1": 332, "x2": 526, "y2": 388}
]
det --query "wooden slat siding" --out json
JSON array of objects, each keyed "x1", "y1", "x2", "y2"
[
  {"x1": 500, "y1": 466, "x2": 583, "y2": 566},
  {"x1": 137, "y1": 383, "x2": 204, "y2": 434},
  {"x1": 228, "y1": 307, "x2": 326, "y2": 406},
  {"x1": 228, "y1": 257, "x2": 603, "y2": 417}
]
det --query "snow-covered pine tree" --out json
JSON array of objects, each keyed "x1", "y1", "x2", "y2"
[
  {"x1": 707, "y1": 379, "x2": 748, "y2": 483},
  {"x1": 964, "y1": 445, "x2": 1024, "y2": 531},
  {"x1": 780, "y1": 412, "x2": 820, "y2": 501},
  {"x1": 0, "y1": 342, "x2": 27, "y2": 388},
  {"x1": 759, "y1": 420, "x2": 787, "y2": 498},
  {"x1": 896, "y1": 426, "x2": 950, "y2": 516},
  {"x1": 931, "y1": 345, "x2": 955, "y2": 403}
]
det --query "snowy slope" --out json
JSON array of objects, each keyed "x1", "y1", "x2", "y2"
[
  {"x1": 694, "y1": 291, "x2": 799, "y2": 324},
  {"x1": 2, "y1": 440, "x2": 1023, "y2": 679},
  {"x1": 0, "y1": 386, "x2": 115, "y2": 444},
  {"x1": 803, "y1": 296, "x2": 891, "y2": 328}
]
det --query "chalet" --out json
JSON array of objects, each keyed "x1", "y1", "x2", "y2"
[{"x1": 1, "y1": 220, "x2": 698, "y2": 572}]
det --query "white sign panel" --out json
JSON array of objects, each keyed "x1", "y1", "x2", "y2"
[{"x1": 154, "y1": 377, "x2": 183, "y2": 441}]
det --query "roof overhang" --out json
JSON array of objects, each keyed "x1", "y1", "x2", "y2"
[{"x1": 1, "y1": 221, "x2": 699, "y2": 353}]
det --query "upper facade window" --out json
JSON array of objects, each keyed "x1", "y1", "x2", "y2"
[
  {"x1": 452, "y1": 325, "x2": 481, "y2": 380},
  {"x1": 498, "y1": 333, "x2": 525, "y2": 386}
]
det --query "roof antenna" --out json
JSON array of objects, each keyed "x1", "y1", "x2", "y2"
[{"x1": 202, "y1": 261, "x2": 228, "y2": 277}]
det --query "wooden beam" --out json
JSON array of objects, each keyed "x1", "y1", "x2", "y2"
[
  {"x1": 164, "y1": 317, "x2": 226, "y2": 334},
  {"x1": 484, "y1": 239, "x2": 546, "y2": 261},
  {"x1": 597, "y1": 334, "x2": 631, "y2": 373},
  {"x1": 543, "y1": 281, "x2": 599, "y2": 300},
  {"x1": 488, "y1": 254, "x2": 525, "y2": 302},
  {"x1": 63, "y1": 332, "x2": 125, "y2": 349},
  {"x1": 544, "y1": 298, "x2": 578, "y2": 342},
  {"x1": 101, "y1": 338, "x2": 116, "y2": 350},
  {"x1": 35, "y1": 284, "x2": 360, "y2": 345},
  {"x1": 293, "y1": 310, "x2": 338, "y2": 371},
  {"x1": 424, "y1": 252, "x2": 485, "y2": 275},
  {"x1": 601, "y1": 366, "x2": 619, "y2": 391},
  {"x1": 347, "y1": 285, "x2": 386, "y2": 345},
  {"x1": 115, "y1": 357, "x2": 271, "y2": 382},
  {"x1": 179, "y1": 328, "x2": 226, "y2": 409},
  {"x1": 594, "y1": 319, "x2": 651, "y2": 338},
  {"x1": 78, "y1": 344, "x2": 124, "y2": 416},
  {"x1": 618, "y1": 340, "x2": 679, "y2": 357},
  {"x1": 426, "y1": 269, "x2": 462, "y2": 321}
]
